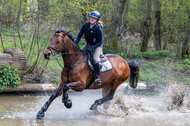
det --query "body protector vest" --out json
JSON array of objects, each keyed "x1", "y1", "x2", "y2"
[{"x1": 84, "y1": 22, "x2": 100, "y2": 46}]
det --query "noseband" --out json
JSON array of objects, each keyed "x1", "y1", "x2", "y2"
[{"x1": 47, "y1": 34, "x2": 65, "y2": 54}]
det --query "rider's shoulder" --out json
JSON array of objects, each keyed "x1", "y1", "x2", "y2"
[
  {"x1": 96, "y1": 24, "x2": 102, "y2": 31},
  {"x1": 81, "y1": 22, "x2": 90, "y2": 29}
]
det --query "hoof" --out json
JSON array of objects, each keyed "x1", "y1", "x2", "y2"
[
  {"x1": 36, "y1": 110, "x2": 45, "y2": 119},
  {"x1": 90, "y1": 103, "x2": 98, "y2": 110},
  {"x1": 64, "y1": 99, "x2": 72, "y2": 109}
]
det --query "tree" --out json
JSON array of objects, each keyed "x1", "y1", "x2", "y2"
[
  {"x1": 115, "y1": 0, "x2": 130, "y2": 38},
  {"x1": 153, "y1": 0, "x2": 161, "y2": 51},
  {"x1": 140, "y1": 0, "x2": 152, "y2": 52},
  {"x1": 0, "y1": 26, "x2": 4, "y2": 51},
  {"x1": 17, "y1": 0, "x2": 24, "y2": 52},
  {"x1": 181, "y1": 8, "x2": 190, "y2": 57}
]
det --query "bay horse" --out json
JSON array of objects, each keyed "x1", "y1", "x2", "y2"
[{"x1": 36, "y1": 29, "x2": 140, "y2": 119}]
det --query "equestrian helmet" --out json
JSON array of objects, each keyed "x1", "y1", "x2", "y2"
[{"x1": 89, "y1": 11, "x2": 101, "y2": 19}]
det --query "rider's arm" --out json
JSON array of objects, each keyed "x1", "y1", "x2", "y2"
[
  {"x1": 75, "y1": 24, "x2": 86, "y2": 45},
  {"x1": 90, "y1": 27, "x2": 103, "y2": 50}
]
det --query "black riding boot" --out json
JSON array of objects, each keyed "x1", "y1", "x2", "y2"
[{"x1": 93, "y1": 62, "x2": 101, "y2": 85}]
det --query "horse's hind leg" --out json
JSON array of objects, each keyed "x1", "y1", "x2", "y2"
[
  {"x1": 102, "y1": 84, "x2": 112, "y2": 109},
  {"x1": 90, "y1": 83, "x2": 114, "y2": 110},
  {"x1": 36, "y1": 84, "x2": 63, "y2": 119},
  {"x1": 90, "y1": 90, "x2": 114, "y2": 110},
  {"x1": 90, "y1": 80, "x2": 124, "y2": 110}
]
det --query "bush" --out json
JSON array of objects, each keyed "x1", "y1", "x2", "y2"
[
  {"x1": 117, "y1": 52, "x2": 126, "y2": 59},
  {"x1": 133, "y1": 50, "x2": 175, "y2": 59},
  {"x1": 184, "y1": 59, "x2": 190, "y2": 65},
  {"x1": 0, "y1": 65, "x2": 21, "y2": 92},
  {"x1": 103, "y1": 46, "x2": 118, "y2": 54}
]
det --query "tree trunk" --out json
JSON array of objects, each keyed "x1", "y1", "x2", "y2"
[
  {"x1": 140, "y1": 0, "x2": 152, "y2": 52},
  {"x1": 181, "y1": 9, "x2": 190, "y2": 57},
  {"x1": 154, "y1": 0, "x2": 161, "y2": 51},
  {"x1": 17, "y1": 0, "x2": 24, "y2": 52},
  {"x1": 0, "y1": 26, "x2": 5, "y2": 51},
  {"x1": 116, "y1": 0, "x2": 129, "y2": 38}
]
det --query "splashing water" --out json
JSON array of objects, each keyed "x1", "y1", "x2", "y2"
[{"x1": 97, "y1": 82, "x2": 190, "y2": 120}]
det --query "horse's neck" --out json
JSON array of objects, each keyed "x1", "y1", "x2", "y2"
[{"x1": 62, "y1": 38, "x2": 84, "y2": 67}]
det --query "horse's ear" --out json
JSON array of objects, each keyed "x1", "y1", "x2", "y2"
[{"x1": 64, "y1": 30, "x2": 71, "y2": 36}]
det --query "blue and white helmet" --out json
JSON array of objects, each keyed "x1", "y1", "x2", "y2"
[{"x1": 89, "y1": 11, "x2": 101, "y2": 19}]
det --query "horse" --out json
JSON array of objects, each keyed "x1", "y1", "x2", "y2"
[{"x1": 36, "y1": 29, "x2": 141, "y2": 119}]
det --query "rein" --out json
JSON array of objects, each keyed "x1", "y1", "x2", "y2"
[{"x1": 54, "y1": 52, "x2": 86, "y2": 70}]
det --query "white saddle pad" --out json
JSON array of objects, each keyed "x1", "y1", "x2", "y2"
[{"x1": 87, "y1": 59, "x2": 113, "y2": 73}]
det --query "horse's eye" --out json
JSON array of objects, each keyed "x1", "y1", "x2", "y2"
[{"x1": 56, "y1": 41, "x2": 60, "y2": 44}]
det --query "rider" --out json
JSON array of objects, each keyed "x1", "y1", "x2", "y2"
[{"x1": 75, "y1": 11, "x2": 103, "y2": 85}]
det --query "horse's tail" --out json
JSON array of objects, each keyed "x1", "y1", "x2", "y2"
[{"x1": 127, "y1": 61, "x2": 143, "y2": 88}]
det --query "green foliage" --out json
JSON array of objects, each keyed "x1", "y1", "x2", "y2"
[
  {"x1": 174, "y1": 59, "x2": 190, "y2": 69},
  {"x1": 103, "y1": 46, "x2": 118, "y2": 54},
  {"x1": 133, "y1": 50, "x2": 175, "y2": 59},
  {"x1": 183, "y1": 54, "x2": 189, "y2": 59},
  {"x1": 109, "y1": 37, "x2": 118, "y2": 50},
  {"x1": 0, "y1": 65, "x2": 21, "y2": 92},
  {"x1": 184, "y1": 59, "x2": 190, "y2": 65},
  {"x1": 78, "y1": 40, "x2": 86, "y2": 49},
  {"x1": 117, "y1": 52, "x2": 126, "y2": 59},
  {"x1": 53, "y1": 77, "x2": 61, "y2": 84}
]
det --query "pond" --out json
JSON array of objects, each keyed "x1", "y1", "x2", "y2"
[{"x1": 0, "y1": 85, "x2": 190, "y2": 126}]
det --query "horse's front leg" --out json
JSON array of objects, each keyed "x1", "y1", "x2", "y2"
[
  {"x1": 62, "y1": 83, "x2": 72, "y2": 108},
  {"x1": 36, "y1": 84, "x2": 63, "y2": 119},
  {"x1": 62, "y1": 82, "x2": 83, "y2": 109}
]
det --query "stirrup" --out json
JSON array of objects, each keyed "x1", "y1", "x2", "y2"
[{"x1": 95, "y1": 76, "x2": 101, "y2": 85}]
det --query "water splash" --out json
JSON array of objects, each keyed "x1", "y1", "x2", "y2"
[
  {"x1": 96, "y1": 82, "x2": 190, "y2": 118},
  {"x1": 165, "y1": 82, "x2": 187, "y2": 111}
]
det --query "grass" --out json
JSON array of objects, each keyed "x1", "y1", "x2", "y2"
[
  {"x1": 139, "y1": 61, "x2": 170, "y2": 85},
  {"x1": 136, "y1": 56, "x2": 190, "y2": 86}
]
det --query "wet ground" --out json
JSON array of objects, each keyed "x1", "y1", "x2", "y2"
[{"x1": 0, "y1": 84, "x2": 190, "y2": 126}]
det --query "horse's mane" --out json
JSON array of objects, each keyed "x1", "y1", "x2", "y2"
[
  {"x1": 55, "y1": 28, "x2": 75, "y2": 42},
  {"x1": 55, "y1": 28, "x2": 81, "y2": 50}
]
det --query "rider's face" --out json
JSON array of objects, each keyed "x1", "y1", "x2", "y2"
[{"x1": 90, "y1": 17, "x2": 98, "y2": 24}]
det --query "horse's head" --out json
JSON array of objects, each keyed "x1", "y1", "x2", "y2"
[{"x1": 44, "y1": 29, "x2": 70, "y2": 60}]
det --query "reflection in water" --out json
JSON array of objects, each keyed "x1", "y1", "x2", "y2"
[{"x1": 0, "y1": 84, "x2": 190, "y2": 126}]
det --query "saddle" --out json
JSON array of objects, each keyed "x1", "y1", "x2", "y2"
[{"x1": 86, "y1": 53, "x2": 113, "y2": 73}]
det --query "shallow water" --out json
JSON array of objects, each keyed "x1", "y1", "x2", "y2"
[{"x1": 0, "y1": 85, "x2": 190, "y2": 126}]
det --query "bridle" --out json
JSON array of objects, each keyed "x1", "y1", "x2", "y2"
[{"x1": 47, "y1": 34, "x2": 65, "y2": 54}]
